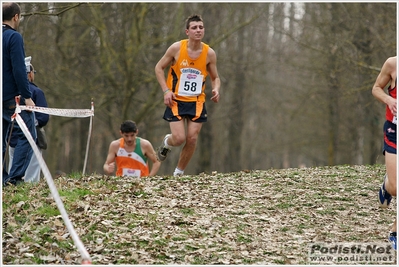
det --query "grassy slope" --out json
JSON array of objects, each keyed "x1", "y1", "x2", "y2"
[{"x1": 2, "y1": 164, "x2": 397, "y2": 265}]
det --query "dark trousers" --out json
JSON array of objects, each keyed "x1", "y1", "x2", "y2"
[{"x1": 2, "y1": 98, "x2": 36, "y2": 186}]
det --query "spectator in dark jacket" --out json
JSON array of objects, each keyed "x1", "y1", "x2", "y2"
[{"x1": 2, "y1": 2, "x2": 36, "y2": 186}]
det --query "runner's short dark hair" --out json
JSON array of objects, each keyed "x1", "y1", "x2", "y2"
[
  {"x1": 120, "y1": 120, "x2": 137, "y2": 133},
  {"x1": 185, "y1": 14, "x2": 203, "y2": 29}
]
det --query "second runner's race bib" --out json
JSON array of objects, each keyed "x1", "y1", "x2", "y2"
[{"x1": 122, "y1": 168, "x2": 141, "y2": 178}]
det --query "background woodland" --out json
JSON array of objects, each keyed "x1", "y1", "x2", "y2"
[{"x1": 15, "y1": 2, "x2": 396, "y2": 176}]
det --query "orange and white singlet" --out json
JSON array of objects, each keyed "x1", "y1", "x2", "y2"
[
  {"x1": 167, "y1": 39, "x2": 209, "y2": 103},
  {"x1": 115, "y1": 138, "x2": 149, "y2": 177}
]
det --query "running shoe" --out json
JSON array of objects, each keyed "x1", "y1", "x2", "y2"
[
  {"x1": 157, "y1": 134, "x2": 171, "y2": 162},
  {"x1": 388, "y1": 232, "x2": 397, "y2": 251},
  {"x1": 379, "y1": 174, "x2": 392, "y2": 208}
]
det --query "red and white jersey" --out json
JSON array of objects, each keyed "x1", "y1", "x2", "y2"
[{"x1": 386, "y1": 81, "x2": 397, "y2": 124}]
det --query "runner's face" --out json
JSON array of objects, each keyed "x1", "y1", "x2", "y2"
[
  {"x1": 122, "y1": 132, "x2": 136, "y2": 146},
  {"x1": 186, "y1": 21, "x2": 204, "y2": 40}
]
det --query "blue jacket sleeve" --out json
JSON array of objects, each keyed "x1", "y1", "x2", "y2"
[
  {"x1": 30, "y1": 83, "x2": 49, "y2": 127},
  {"x1": 9, "y1": 32, "x2": 31, "y2": 99}
]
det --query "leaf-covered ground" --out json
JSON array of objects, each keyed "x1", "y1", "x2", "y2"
[{"x1": 2, "y1": 164, "x2": 397, "y2": 265}]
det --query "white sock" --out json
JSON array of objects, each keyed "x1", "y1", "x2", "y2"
[
  {"x1": 164, "y1": 136, "x2": 171, "y2": 148},
  {"x1": 173, "y1": 167, "x2": 184, "y2": 176}
]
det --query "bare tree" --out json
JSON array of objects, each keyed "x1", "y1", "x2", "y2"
[{"x1": 17, "y1": 2, "x2": 395, "y2": 176}]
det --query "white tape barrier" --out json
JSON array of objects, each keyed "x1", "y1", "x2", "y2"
[
  {"x1": 14, "y1": 113, "x2": 92, "y2": 264},
  {"x1": 19, "y1": 102, "x2": 94, "y2": 175},
  {"x1": 18, "y1": 105, "x2": 94, "y2": 118}
]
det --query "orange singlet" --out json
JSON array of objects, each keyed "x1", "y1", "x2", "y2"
[
  {"x1": 115, "y1": 138, "x2": 149, "y2": 177},
  {"x1": 166, "y1": 39, "x2": 209, "y2": 103}
]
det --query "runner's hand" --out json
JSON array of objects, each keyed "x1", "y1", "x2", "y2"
[
  {"x1": 210, "y1": 89, "x2": 220, "y2": 103},
  {"x1": 164, "y1": 91, "x2": 175, "y2": 108},
  {"x1": 387, "y1": 96, "x2": 397, "y2": 115},
  {"x1": 107, "y1": 162, "x2": 115, "y2": 173}
]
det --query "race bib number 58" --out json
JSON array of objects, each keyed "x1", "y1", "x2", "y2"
[{"x1": 178, "y1": 73, "x2": 203, "y2": 96}]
